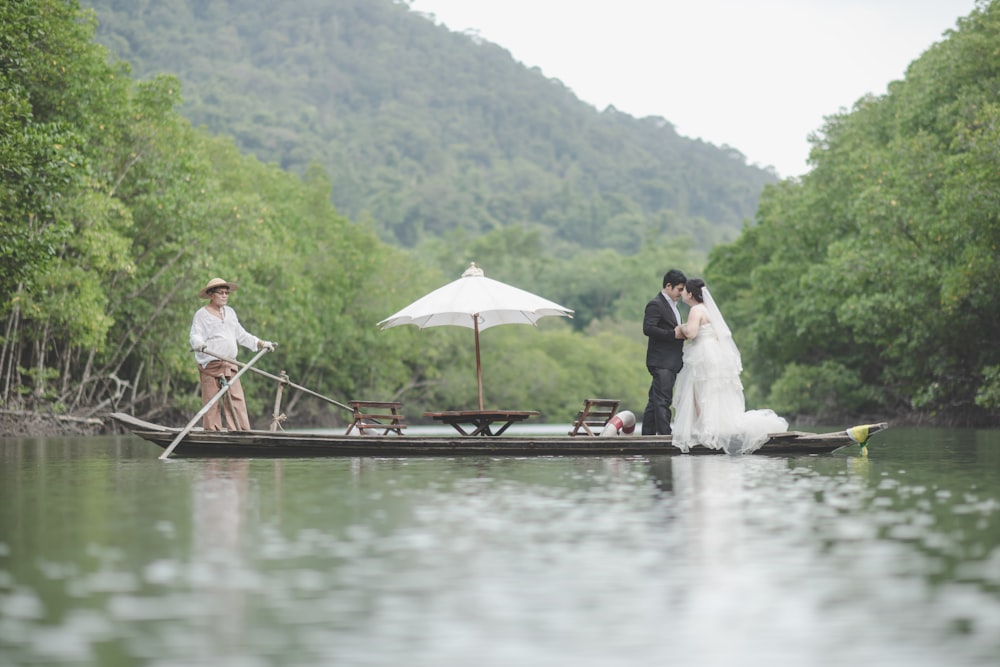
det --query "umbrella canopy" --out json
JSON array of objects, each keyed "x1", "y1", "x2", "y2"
[{"x1": 378, "y1": 263, "x2": 573, "y2": 410}]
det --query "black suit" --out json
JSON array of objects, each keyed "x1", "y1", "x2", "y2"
[{"x1": 642, "y1": 292, "x2": 684, "y2": 435}]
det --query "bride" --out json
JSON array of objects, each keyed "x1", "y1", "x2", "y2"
[{"x1": 670, "y1": 278, "x2": 787, "y2": 454}]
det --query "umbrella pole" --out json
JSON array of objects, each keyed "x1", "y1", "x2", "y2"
[{"x1": 474, "y1": 315, "x2": 484, "y2": 411}]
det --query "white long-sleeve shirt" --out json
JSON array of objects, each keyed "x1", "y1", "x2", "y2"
[{"x1": 189, "y1": 305, "x2": 260, "y2": 368}]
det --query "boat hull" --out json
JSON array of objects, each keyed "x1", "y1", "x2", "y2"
[{"x1": 110, "y1": 413, "x2": 887, "y2": 458}]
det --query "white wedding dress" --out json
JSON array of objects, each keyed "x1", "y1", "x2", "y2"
[{"x1": 670, "y1": 321, "x2": 788, "y2": 454}]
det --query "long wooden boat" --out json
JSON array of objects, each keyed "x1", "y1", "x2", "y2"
[{"x1": 109, "y1": 412, "x2": 888, "y2": 458}]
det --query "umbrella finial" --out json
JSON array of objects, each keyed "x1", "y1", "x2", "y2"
[{"x1": 462, "y1": 262, "x2": 484, "y2": 278}]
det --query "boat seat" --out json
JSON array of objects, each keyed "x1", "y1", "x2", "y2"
[
  {"x1": 568, "y1": 398, "x2": 621, "y2": 436},
  {"x1": 345, "y1": 400, "x2": 406, "y2": 435}
]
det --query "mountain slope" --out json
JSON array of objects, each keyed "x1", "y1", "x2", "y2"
[{"x1": 85, "y1": 0, "x2": 777, "y2": 253}]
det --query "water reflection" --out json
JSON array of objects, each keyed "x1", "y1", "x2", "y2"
[
  {"x1": 669, "y1": 456, "x2": 778, "y2": 564},
  {"x1": 190, "y1": 460, "x2": 254, "y2": 659},
  {"x1": 648, "y1": 453, "x2": 1000, "y2": 665},
  {"x1": 1, "y1": 430, "x2": 1000, "y2": 665}
]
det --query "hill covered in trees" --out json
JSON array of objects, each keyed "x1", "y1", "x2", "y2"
[
  {"x1": 83, "y1": 0, "x2": 776, "y2": 257},
  {"x1": 2, "y1": 0, "x2": 688, "y2": 431},
  {"x1": 3, "y1": 0, "x2": 998, "y2": 432}
]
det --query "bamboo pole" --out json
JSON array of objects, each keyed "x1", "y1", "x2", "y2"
[{"x1": 159, "y1": 348, "x2": 269, "y2": 460}]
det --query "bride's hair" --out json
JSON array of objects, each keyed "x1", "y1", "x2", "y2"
[{"x1": 686, "y1": 278, "x2": 706, "y2": 303}]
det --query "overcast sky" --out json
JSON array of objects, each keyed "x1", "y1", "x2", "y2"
[{"x1": 409, "y1": 0, "x2": 978, "y2": 178}]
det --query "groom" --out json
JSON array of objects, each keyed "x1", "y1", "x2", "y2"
[{"x1": 641, "y1": 269, "x2": 687, "y2": 435}]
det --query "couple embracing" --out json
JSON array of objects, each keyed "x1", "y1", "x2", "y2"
[{"x1": 641, "y1": 269, "x2": 787, "y2": 454}]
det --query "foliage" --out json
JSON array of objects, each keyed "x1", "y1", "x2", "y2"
[
  {"x1": 768, "y1": 361, "x2": 878, "y2": 423},
  {"x1": 4, "y1": 0, "x2": 999, "y2": 429},
  {"x1": 1, "y1": 0, "x2": 680, "y2": 426},
  {"x1": 975, "y1": 366, "x2": 1000, "y2": 412},
  {"x1": 81, "y1": 0, "x2": 775, "y2": 257},
  {"x1": 707, "y1": 0, "x2": 1000, "y2": 425}
]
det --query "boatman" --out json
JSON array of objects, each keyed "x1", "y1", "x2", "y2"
[{"x1": 189, "y1": 278, "x2": 274, "y2": 431}]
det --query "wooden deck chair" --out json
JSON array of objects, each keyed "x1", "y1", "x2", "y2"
[
  {"x1": 568, "y1": 398, "x2": 621, "y2": 436},
  {"x1": 345, "y1": 400, "x2": 407, "y2": 435}
]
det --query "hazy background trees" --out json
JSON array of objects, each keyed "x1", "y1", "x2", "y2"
[
  {"x1": 3, "y1": 0, "x2": 999, "y2": 427},
  {"x1": 85, "y1": 0, "x2": 775, "y2": 256}
]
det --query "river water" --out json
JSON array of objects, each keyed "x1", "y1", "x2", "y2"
[{"x1": 1, "y1": 427, "x2": 999, "y2": 666}]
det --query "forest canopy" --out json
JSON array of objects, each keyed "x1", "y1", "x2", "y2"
[
  {"x1": 82, "y1": 0, "x2": 777, "y2": 257},
  {"x1": 2, "y1": 0, "x2": 999, "y2": 430},
  {"x1": 1, "y1": 0, "x2": 683, "y2": 428},
  {"x1": 705, "y1": 0, "x2": 1000, "y2": 425}
]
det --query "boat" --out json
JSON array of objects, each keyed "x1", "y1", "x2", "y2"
[{"x1": 108, "y1": 412, "x2": 888, "y2": 458}]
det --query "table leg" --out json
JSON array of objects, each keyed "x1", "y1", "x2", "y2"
[
  {"x1": 467, "y1": 419, "x2": 491, "y2": 436},
  {"x1": 448, "y1": 422, "x2": 472, "y2": 436},
  {"x1": 491, "y1": 421, "x2": 516, "y2": 436}
]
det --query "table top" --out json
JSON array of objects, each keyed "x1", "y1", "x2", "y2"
[
  {"x1": 423, "y1": 410, "x2": 540, "y2": 437},
  {"x1": 424, "y1": 410, "x2": 540, "y2": 419}
]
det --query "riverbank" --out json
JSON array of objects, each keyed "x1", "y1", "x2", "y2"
[
  {"x1": 0, "y1": 408, "x2": 333, "y2": 438},
  {"x1": 0, "y1": 410, "x2": 106, "y2": 437}
]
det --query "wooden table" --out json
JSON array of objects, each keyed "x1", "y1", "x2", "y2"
[{"x1": 423, "y1": 410, "x2": 540, "y2": 437}]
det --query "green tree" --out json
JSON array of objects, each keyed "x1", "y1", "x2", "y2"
[{"x1": 708, "y1": 0, "x2": 1000, "y2": 425}]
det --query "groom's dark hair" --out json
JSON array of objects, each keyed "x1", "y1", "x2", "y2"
[{"x1": 663, "y1": 269, "x2": 687, "y2": 288}]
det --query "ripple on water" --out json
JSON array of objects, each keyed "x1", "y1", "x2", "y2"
[{"x1": 4, "y1": 434, "x2": 1000, "y2": 665}]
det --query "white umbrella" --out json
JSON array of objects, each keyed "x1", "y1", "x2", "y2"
[{"x1": 378, "y1": 262, "x2": 574, "y2": 410}]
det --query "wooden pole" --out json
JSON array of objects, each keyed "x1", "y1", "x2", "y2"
[
  {"x1": 159, "y1": 348, "x2": 269, "y2": 460},
  {"x1": 270, "y1": 370, "x2": 289, "y2": 431},
  {"x1": 474, "y1": 314, "x2": 484, "y2": 411}
]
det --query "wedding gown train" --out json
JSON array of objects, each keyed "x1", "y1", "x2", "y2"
[{"x1": 670, "y1": 323, "x2": 787, "y2": 454}]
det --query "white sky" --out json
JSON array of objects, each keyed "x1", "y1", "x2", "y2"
[{"x1": 408, "y1": 0, "x2": 977, "y2": 178}]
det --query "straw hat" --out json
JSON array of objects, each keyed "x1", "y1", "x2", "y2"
[{"x1": 198, "y1": 277, "x2": 239, "y2": 299}]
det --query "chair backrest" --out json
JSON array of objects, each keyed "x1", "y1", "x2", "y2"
[
  {"x1": 568, "y1": 398, "x2": 621, "y2": 436},
  {"x1": 346, "y1": 400, "x2": 406, "y2": 436}
]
